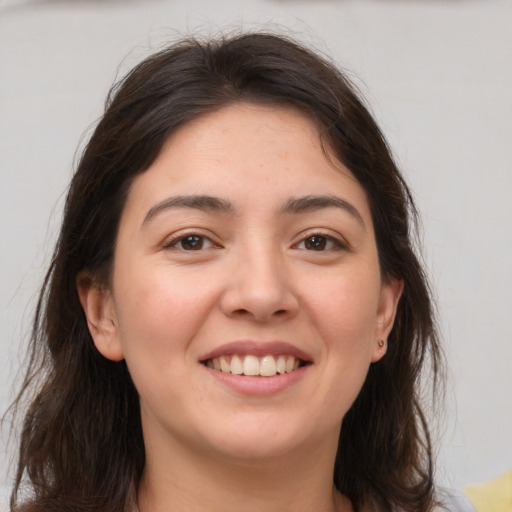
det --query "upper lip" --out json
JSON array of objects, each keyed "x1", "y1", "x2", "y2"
[{"x1": 199, "y1": 341, "x2": 313, "y2": 363}]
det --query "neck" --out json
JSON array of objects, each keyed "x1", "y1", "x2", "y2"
[{"x1": 137, "y1": 429, "x2": 351, "y2": 512}]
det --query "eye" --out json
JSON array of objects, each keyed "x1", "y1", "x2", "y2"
[
  {"x1": 295, "y1": 234, "x2": 345, "y2": 251},
  {"x1": 165, "y1": 234, "x2": 215, "y2": 251}
]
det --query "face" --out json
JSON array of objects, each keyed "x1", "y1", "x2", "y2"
[{"x1": 80, "y1": 103, "x2": 402, "y2": 462}]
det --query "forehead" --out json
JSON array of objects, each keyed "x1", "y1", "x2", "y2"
[
  {"x1": 121, "y1": 103, "x2": 371, "y2": 222},
  {"x1": 162, "y1": 103, "x2": 325, "y2": 174}
]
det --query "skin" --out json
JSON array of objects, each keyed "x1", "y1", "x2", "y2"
[{"x1": 79, "y1": 103, "x2": 402, "y2": 512}]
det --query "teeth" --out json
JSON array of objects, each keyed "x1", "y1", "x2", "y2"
[
  {"x1": 219, "y1": 356, "x2": 230, "y2": 373},
  {"x1": 260, "y1": 355, "x2": 276, "y2": 376},
  {"x1": 243, "y1": 355, "x2": 260, "y2": 376},
  {"x1": 205, "y1": 354, "x2": 303, "y2": 377},
  {"x1": 231, "y1": 354, "x2": 243, "y2": 375},
  {"x1": 276, "y1": 355, "x2": 286, "y2": 374}
]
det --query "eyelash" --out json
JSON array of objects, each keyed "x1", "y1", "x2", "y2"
[{"x1": 163, "y1": 231, "x2": 347, "y2": 252}]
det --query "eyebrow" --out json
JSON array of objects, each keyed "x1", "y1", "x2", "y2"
[
  {"x1": 142, "y1": 193, "x2": 365, "y2": 229},
  {"x1": 279, "y1": 195, "x2": 366, "y2": 228},
  {"x1": 142, "y1": 195, "x2": 235, "y2": 225}
]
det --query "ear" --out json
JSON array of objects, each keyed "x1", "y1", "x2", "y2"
[
  {"x1": 371, "y1": 277, "x2": 404, "y2": 363},
  {"x1": 77, "y1": 273, "x2": 124, "y2": 362}
]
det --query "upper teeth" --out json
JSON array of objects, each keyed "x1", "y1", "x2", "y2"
[{"x1": 205, "y1": 354, "x2": 300, "y2": 377}]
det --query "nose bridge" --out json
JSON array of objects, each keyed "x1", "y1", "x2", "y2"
[{"x1": 221, "y1": 234, "x2": 298, "y2": 321}]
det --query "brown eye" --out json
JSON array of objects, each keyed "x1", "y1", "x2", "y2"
[
  {"x1": 180, "y1": 235, "x2": 204, "y2": 250},
  {"x1": 167, "y1": 234, "x2": 215, "y2": 251},
  {"x1": 304, "y1": 235, "x2": 327, "y2": 251},
  {"x1": 295, "y1": 234, "x2": 345, "y2": 252}
]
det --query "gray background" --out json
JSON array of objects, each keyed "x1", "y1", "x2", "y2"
[{"x1": 1, "y1": 0, "x2": 511, "y2": 505}]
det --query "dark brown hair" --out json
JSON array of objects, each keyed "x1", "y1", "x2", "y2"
[{"x1": 9, "y1": 32, "x2": 443, "y2": 512}]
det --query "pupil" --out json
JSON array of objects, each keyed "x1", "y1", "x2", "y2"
[
  {"x1": 306, "y1": 236, "x2": 326, "y2": 250},
  {"x1": 183, "y1": 236, "x2": 203, "y2": 250}
]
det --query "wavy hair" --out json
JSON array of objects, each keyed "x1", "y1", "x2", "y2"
[{"x1": 8, "y1": 32, "x2": 443, "y2": 512}]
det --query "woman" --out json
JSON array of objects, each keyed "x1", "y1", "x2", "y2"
[{"x1": 10, "y1": 33, "x2": 445, "y2": 511}]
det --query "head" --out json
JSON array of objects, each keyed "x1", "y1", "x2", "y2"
[{"x1": 13, "y1": 33, "x2": 441, "y2": 512}]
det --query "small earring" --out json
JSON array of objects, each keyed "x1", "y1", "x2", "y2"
[{"x1": 378, "y1": 339, "x2": 385, "y2": 348}]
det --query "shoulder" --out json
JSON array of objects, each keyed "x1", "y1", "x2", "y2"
[{"x1": 433, "y1": 488, "x2": 476, "y2": 512}]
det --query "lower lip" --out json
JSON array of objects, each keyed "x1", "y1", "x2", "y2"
[{"x1": 201, "y1": 365, "x2": 309, "y2": 396}]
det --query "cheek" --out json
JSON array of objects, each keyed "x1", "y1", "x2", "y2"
[
  {"x1": 112, "y1": 264, "x2": 220, "y2": 364},
  {"x1": 304, "y1": 265, "x2": 381, "y2": 347},
  {"x1": 111, "y1": 268, "x2": 219, "y2": 423},
  {"x1": 300, "y1": 266, "x2": 381, "y2": 415}
]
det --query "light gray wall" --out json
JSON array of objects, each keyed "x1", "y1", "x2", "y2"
[{"x1": 1, "y1": 0, "x2": 511, "y2": 503}]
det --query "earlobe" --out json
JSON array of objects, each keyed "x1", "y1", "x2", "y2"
[
  {"x1": 371, "y1": 277, "x2": 404, "y2": 362},
  {"x1": 77, "y1": 274, "x2": 124, "y2": 362}
]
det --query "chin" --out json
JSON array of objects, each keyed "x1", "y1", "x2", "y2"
[
  {"x1": 200, "y1": 415, "x2": 323, "y2": 462},
  {"x1": 213, "y1": 436, "x2": 302, "y2": 462}
]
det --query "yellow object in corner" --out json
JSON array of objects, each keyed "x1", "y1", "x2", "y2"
[{"x1": 463, "y1": 470, "x2": 512, "y2": 512}]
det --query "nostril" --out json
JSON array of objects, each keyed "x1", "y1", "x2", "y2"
[{"x1": 273, "y1": 309, "x2": 287, "y2": 316}]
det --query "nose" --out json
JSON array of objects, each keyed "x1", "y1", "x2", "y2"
[{"x1": 220, "y1": 245, "x2": 299, "y2": 323}]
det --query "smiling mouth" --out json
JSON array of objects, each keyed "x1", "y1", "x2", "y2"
[{"x1": 202, "y1": 354, "x2": 308, "y2": 377}]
